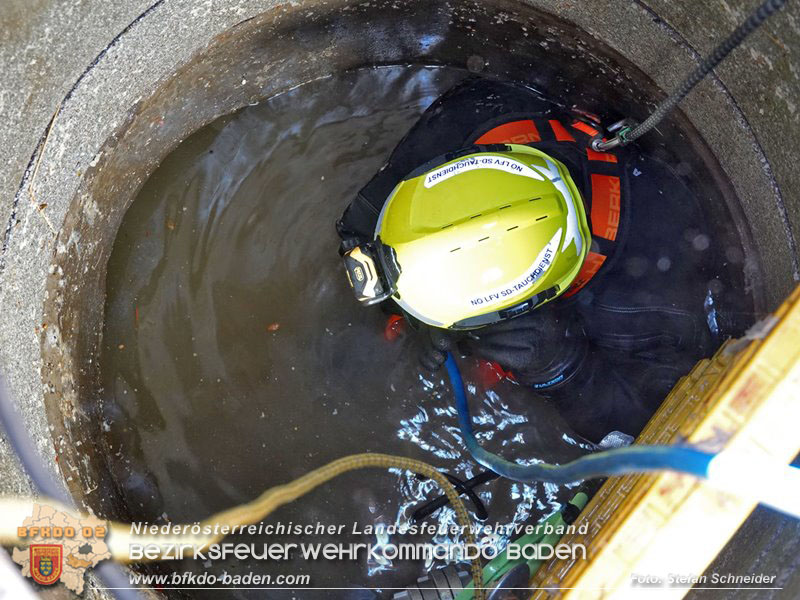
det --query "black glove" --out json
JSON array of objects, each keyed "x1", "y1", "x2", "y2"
[
  {"x1": 462, "y1": 308, "x2": 587, "y2": 388},
  {"x1": 419, "y1": 327, "x2": 459, "y2": 372}
]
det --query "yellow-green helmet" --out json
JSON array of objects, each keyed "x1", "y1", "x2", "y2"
[{"x1": 342, "y1": 144, "x2": 590, "y2": 329}]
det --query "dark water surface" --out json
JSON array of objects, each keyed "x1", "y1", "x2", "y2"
[{"x1": 100, "y1": 66, "x2": 752, "y2": 598}]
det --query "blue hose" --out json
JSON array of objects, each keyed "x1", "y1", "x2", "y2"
[{"x1": 445, "y1": 353, "x2": 713, "y2": 484}]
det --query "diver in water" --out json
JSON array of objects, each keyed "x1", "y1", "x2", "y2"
[{"x1": 336, "y1": 77, "x2": 720, "y2": 444}]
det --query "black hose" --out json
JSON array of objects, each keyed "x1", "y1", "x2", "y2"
[
  {"x1": 594, "y1": 0, "x2": 788, "y2": 150},
  {"x1": 0, "y1": 377, "x2": 143, "y2": 600},
  {"x1": 412, "y1": 470, "x2": 498, "y2": 522}
]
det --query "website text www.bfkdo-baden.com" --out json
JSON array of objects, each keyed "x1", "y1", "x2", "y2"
[{"x1": 130, "y1": 570, "x2": 312, "y2": 587}]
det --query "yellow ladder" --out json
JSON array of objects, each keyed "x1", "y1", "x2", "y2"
[{"x1": 530, "y1": 285, "x2": 800, "y2": 598}]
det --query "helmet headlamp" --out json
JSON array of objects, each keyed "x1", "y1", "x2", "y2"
[{"x1": 342, "y1": 242, "x2": 394, "y2": 305}]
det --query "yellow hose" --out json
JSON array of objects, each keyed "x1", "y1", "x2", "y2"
[{"x1": 1, "y1": 453, "x2": 486, "y2": 599}]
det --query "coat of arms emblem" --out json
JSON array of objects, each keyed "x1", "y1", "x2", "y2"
[{"x1": 30, "y1": 544, "x2": 63, "y2": 585}]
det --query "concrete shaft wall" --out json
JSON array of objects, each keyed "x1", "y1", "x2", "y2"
[{"x1": 1, "y1": 0, "x2": 798, "y2": 597}]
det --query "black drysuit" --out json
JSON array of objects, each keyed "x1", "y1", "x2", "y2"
[{"x1": 337, "y1": 77, "x2": 714, "y2": 443}]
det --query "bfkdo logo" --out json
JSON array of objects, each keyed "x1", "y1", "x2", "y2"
[
  {"x1": 13, "y1": 504, "x2": 112, "y2": 594},
  {"x1": 30, "y1": 544, "x2": 63, "y2": 585}
]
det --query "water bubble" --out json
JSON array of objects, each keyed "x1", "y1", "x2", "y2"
[
  {"x1": 708, "y1": 278, "x2": 725, "y2": 294},
  {"x1": 725, "y1": 245, "x2": 744, "y2": 264},
  {"x1": 466, "y1": 55, "x2": 485, "y2": 72},
  {"x1": 624, "y1": 256, "x2": 648, "y2": 278},
  {"x1": 692, "y1": 234, "x2": 710, "y2": 251}
]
